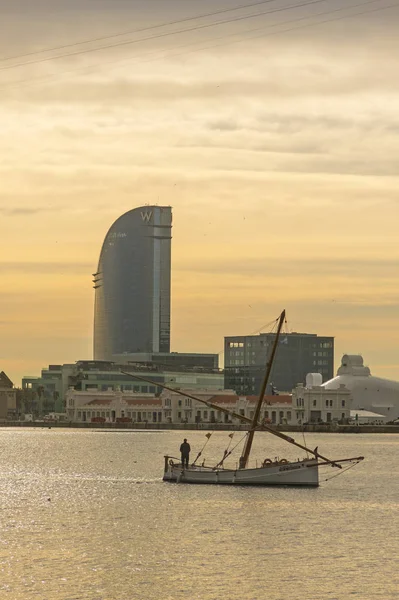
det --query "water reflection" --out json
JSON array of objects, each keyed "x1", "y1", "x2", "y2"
[{"x1": 0, "y1": 429, "x2": 398, "y2": 599}]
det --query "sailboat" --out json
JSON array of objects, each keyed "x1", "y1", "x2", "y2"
[{"x1": 122, "y1": 310, "x2": 364, "y2": 487}]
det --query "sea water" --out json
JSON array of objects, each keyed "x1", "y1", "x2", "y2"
[{"x1": 0, "y1": 428, "x2": 398, "y2": 599}]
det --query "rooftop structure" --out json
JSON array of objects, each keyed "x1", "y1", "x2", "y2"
[{"x1": 110, "y1": 352, "x2": 218, "y2": 369}]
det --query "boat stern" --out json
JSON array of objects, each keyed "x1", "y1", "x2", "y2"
[{"x1": 163, "y1": 455, "x2": 179, "y2": 482}]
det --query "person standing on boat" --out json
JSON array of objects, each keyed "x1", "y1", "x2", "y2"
[{"x1": 180, "y1": 439, "x2": 191, "y2": 468}]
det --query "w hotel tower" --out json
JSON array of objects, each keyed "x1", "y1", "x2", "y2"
[{"x1": 93, "y1": 206, "x2": 172, "y2": 361}]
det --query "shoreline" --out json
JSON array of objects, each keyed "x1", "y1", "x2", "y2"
[{"x1": 1, "y1": 421, "x2": 398, "y2": 434}]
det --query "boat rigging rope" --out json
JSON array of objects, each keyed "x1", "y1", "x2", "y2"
[
  {"x1": 250, "y1": 318, "x2": 278, "y2": 336},
  {"x1": 213, "y1": 432, "x2": 249, "y2": 469},
  {"x1": 301, "y1": 427, "x2": 309, "y2": 458},
  {"x1": 192, "y1": 432, "x2": 213, "y2": 465},
  {"x1": 213, "y1": 432, "x2": 235, "y2": 468},
  {"x1": 323, "y1": 459, "x2": 362, "y2": 483}
]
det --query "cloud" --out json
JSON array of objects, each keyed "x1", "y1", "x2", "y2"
[
  {"x1": 0, "y1": 262, "x2": 93, "y2": 274},
  {"x1": 0, "y1": 206, "x2": 60, "y2": 216},
  {"x1": 175, "y1": 257, "x2": 399, "y2": 277},
  {"x1": 0, "y1": 0, "x2": 399, "y2": 386}
]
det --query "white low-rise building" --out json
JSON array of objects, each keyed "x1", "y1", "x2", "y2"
[
  {"x1": 322, "y1": 355, "x2": 399, "y2": 421},
  {"x1": 162, "y1": 389, "x2": 294, "y2": 425},
  {"x1": 350, "y1": 409, "x2": 388, "y2": 425},
  {"x1": 66, "y1": 387, "x2": 296, "y2": 425},
  {"x1": 66, "y1": 381, "x2": 355, "y2": 426},
  {"x1": 292, "y1": 373, "x2": 351, "y2": 424},
  {"x1": 66, "y1": 388, "x2": 163, "y2": 423}
]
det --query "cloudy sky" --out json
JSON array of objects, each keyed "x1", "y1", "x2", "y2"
[{"x1": 1, "y1": 0, "x2": 399, "y2": 385}]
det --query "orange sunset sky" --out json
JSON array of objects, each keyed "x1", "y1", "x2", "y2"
[{"x1": 1, "y1": 0, "x2": 398, "y2": 385}]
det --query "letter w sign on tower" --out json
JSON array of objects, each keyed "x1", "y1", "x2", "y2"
[{"x1": 141, "y1": 210, "x2": 153, "y2": 223}]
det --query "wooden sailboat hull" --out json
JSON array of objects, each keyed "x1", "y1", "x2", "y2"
[{"x1": 163, "y1": 458, "x2": 319, "y2": 487}]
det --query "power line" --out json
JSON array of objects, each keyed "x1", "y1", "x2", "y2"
[
  {"x1": 220, "y1": 0, "x2": 399, "y2": 48},
  {"x1": 151, "y1": 0, "x2": 399, "y2": 64},
  {"x1": 105, "y1": 0, "x2": 383, "y2": 74},
  {"x1": 1, "y1": 1, "x2": 334, "y2": 90},
  {"x1": 0, "y1": 0, "x2": 281, "y2": 63},
  {"x1": 0, "y1": 0, "x2": 334, "y2": 73},
  {"x1": 1, "y1": 0, "x2": 395, "y2": 92}
]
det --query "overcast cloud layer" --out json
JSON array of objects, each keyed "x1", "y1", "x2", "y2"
[{"x1": 1, "y1": 0, "x2": 399, "y2": 383}]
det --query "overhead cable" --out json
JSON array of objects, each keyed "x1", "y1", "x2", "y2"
[
  {"x1": 0, "y1": 0, "x2": 282, "y2": 63},
  {"x1": 1, "y1": 0, "x2": 396, "y2": 92},
  {"x1": 155, "y1": 0, "x2": 399, "y2": 63},
  {"x1": 0, "y1": 0, "x2": 334, "y2": 73}
]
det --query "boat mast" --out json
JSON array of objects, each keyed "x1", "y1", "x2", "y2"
[{"x1": 239, "y1": 309, "x2": 286, "y2": 469}]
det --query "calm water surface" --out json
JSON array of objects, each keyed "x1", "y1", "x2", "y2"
[{"x1": 0, "y1": 428, "x2": 398, "y2": 599}]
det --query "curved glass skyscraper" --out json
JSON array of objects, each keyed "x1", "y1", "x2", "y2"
[{"x1": 93, "y1": 206, "x2": 172, "y2": 361}]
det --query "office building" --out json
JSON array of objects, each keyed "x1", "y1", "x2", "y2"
[
  {"x1": 224, "y1": 331, "x2": 334, "y2": 395},
  {"x1": 93, "y1": 206, "x2": 172, "y2": 361},
  {"x1": 22, "y1": 358, "x2": 223, "y2": 413}
]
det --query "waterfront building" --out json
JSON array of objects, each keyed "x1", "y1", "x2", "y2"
[
  {"x1": 322, "y1": 354, "x2": 399, "y2": 420},
  {"x1": 22, "y1": 359, "x2": 223, "y2": 413},
  {"x1": 0, "y1": 371, "x2": 17, "y2": 420},
  {"x1": 66, "y1": 387, "x2": 295, "y2": 425},
  {"x1": 66, "y1": 389, "x2": 163, "y2": 424},
  {"x1": 162, "y1": 389, "x2": 294, "y2": 426},
  {"x1": 224, "y1": 331, "x2": 334, "y2": 395},
  {"x1": 93, "y1": 206, "x2": 172, "y2": 361},
  {"x1": 349, "y1": 409, "x2": 388, "y2": 424},
  {"x1": 65, "y1": 372, "x2": 353, "y2": 426},
  {"x1": 292, "y1": 373, "x2": 351, "y2": 424}
]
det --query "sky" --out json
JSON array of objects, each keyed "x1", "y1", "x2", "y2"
[{"x1": 1, "y1": 0, "x2": 399, "y2": 385}]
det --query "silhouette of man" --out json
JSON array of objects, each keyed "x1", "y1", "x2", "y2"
[{"x1": 180, "y1": 438, "x2": 191, "y2": 468}]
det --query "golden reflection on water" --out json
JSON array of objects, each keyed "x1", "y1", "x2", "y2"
[{"x1": 0, "y1": 429, "x2": 398, "y2": 599}]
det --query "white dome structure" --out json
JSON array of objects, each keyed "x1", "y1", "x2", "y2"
[{"x1": 322, "y1": 355, "x2": 399, "y2": 420}]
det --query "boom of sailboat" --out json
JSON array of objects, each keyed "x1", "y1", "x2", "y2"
[{"x1": 121, "y1": 309, "x2": 364, "y2": 487}]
